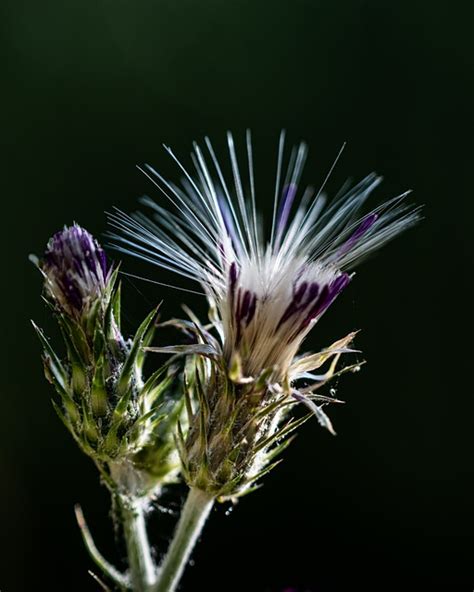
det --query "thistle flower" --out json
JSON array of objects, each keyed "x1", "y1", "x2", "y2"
[
  {"x1": 33, "y1": 225, "x2": 183, "y2": 498},
  {"x1": 109, "y1": 131, "x2": 420, "y2": 498},
  {"x1": 41, "y1": 223, "x2": 110, "y2": 323}
]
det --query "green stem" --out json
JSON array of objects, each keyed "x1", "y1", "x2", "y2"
[
  {"x1": 153, "y1": 487, "x2": 214, "y2": 592},
  {"x1": 75, "y1": 504, "x2": 128, "y2": 589},
  {"x1": 120, "y1": 496, "x2": 156, "y2": 591}
]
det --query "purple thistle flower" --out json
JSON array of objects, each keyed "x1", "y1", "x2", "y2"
[
  {"x1": 42, "y1": 224, "x2": 109, "y2": 318},
  {"x1": 109, "y1": 131, "x2": 420, "y2": 380}
]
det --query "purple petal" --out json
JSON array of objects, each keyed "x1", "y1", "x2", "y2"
[
  {"x1": 276, "y1": 183, "x2": 297, "y2": 240},
  {"x1": 336, "y1": 213, "x2": 378, "y2": 259}
]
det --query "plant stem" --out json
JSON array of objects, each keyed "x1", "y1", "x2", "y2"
[
  {"x1": 120, "y1": 496, "x2": 156, "y2": 591},
  {"x1": 75, "y1": 504, "x2": 128, "y2": 589},
  {"x1": 153, "y1": 487, "x2": 214, "y2": 592}
]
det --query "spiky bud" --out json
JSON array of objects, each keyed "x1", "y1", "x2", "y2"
[
  {"x1": 42, "y1": 224, "x2": 109, "y2": 322},
  {"x1": 33, "y1": 225, "x2": 184, "y2": 497}
]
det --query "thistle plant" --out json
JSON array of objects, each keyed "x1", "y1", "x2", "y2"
[
  {"x1": 33, "y1": 224, "x2": 184, "y2": 590},
  {"x1": 109, "y1": 131, "x2": 420, "y2": 591},
  {"x1": 30, "y1": 131, "x2": 419, "y2": 592}
]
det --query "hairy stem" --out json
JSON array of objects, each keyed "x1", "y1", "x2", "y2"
[
  {"x1": 153, "y1": 487, "x2": 214, "y2": 592},
  {"x1": 120, "y1": 496, "x2": 156, "y2": 591}
]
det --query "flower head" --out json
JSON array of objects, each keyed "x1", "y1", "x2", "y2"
[
  {"x1": 41, "y1": 223, "x2": 109, "y2": 319},
  {"x1": 33, "y1": 225, "x2": 185, "y2": 498},
  {"x1": 110, "y1": 132, "x2": 419, "y2": 381},
  {"x1": 109, "y1": 131, "x2": 420, "y2": 498}
]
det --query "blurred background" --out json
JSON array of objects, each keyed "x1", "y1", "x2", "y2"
[{"x1": 1, "y1": 0, "x2": 473, "y2": 590}]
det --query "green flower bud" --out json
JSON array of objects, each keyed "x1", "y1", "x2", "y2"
[{"x1": 33, "y1": 225, "x2": 185, "y2": 498}]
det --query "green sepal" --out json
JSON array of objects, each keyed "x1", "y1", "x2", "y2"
[
  {"x1": 230, "y1": 482, "x2": 264, "y2": 499},
  {"x1": 80, "y1": 398, "x2": 101, "y2": 445},
  {"x1": 138, "y1": 364, "x2": 169, "y2": 407},
  {"x1": 253, "y1": 366, "x2": 277, "y2": 390},
  {"x1": 228, "y1": 352, "x2": 242, "y2": 383},
  {"x1": 111, "y1": 279, "x2": 121, "y2": 330},
  {"x1": 141, "y1": 372, "x2": 175, "y2": 411},
  {"x1": 31, "y1": 321, "x2": 68, "y2": 389},
  {"x1": 264, "y1": 433, "x2": 298, "y2": 463},
  {"x1": 175, "y1": 420, "x2": 190, "y2": 478},
  {"x1": 84, "y1": 298, "x2": 102, "y2": 339},
  {"x1": 102, "y1": 422, "x2": 120, "y2": 456},
  {"x1": 102, "y1": 266, "x2": 120, "y2": 305},
  {"x1": 54, "y1": 314, "x2": 90, "y2": 395},
  {"x1": 90, "y1": 353, "x2": 108, "y2": 417},
  {"x1": 126, "y1": 409, "x2": 166, "y2": 448},
  {"x1": 32, "y1": 321, "x2": 81, "y2": 424},
  {"x1": 45, "y1": 361, "x2": 80, "y2": 425},
  {"x1": 252, "y1": 413, "x2": 311, "y2": 455},
  {"x1": 147, "y1": 343, "x2": 218, "y2": 358},
  {"x1": 238, "y1": 458, "x2": 283, "y2": 491},
  {"x1": 54, "y1": 307, "x2": 90, "y2": 363},
  {"x1": 104, "y1": 277, "x2": 121, "y2": 342},
  {"x1": 92, "y1": 317, "x2": 106, "y2": 361},
  {"x1": 51, "y1": 398, "x2": 75, "y2": 436},
  {"x1": 136, "y1": 305, "x2": 160, "y2": 372},
  {"x1": 116, "y1": 307, "x2": 158, "y2": 402}
]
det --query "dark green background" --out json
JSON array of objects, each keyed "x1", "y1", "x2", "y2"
[{"x1": 2, "y1": 1, "x2": 473, "y2": 590}]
